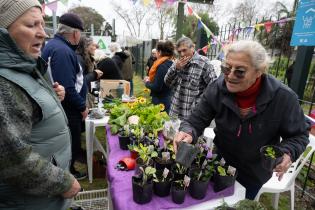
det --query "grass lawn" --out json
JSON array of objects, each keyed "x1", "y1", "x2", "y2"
[{"x1": 76, "y1": 75, "x2": 314, "y2": 209}]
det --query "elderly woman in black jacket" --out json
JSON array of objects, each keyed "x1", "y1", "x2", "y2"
[{"x1": 173, "y1": 40, "x2": 309, "y2": 199}]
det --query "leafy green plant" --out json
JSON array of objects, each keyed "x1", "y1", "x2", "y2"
[
  {"x1": 174, "y1": 163, "x2": 188, "y2": 175},
  {"x1": 191, "y1": 161, "x2": 215, "y2": 182},
  {"x1": 133, "y1": 143, "x2": 158, "y2": 165},
  {"x1": 217, "y1": 165, "x2": 227, "y2": 176},
  {"x1": 139, "y1": 166, "x2": 156, "y2": 186},
  {"x1": 264, "y1": 146, "x2": 276, "y2": 159},
  {"x1": 153, "y1": 169, "x2": 171, "y2": 183},
  {"x1": 118, "y1": 124, "x2": 130, "y2": 137}
]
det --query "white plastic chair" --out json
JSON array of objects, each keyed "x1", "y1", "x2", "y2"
[{"x1": 255, "y1": 134, "x2": 315, "y2": 210}]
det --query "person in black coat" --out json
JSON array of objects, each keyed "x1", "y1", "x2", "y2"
[{"x1": 97, "y1": 57, "x2": 123, "y2": 80}]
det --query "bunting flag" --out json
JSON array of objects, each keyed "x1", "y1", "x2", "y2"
[
  {"x1": 197, "y1": 19, "x2": 202, "y2": 30},
  {"x1": 60, "y1": 0, "x2": 69, "y2": 6},
  {"x1": 187, "y1": 5, "x2": 193, "y2": 15},
  {"x1": 264, "y1": 21, "x2": 273, "y2": 33},
  {"x1": 167, "y1": 0, "x2": 176, "y2": 4},
  {"x1": 201, "y1": 45, "x2": 208, "y2": 54},
  {"x1": 155, "y1": 0, "x2": 163, "y2": 8},
  {"x1": 143, "y1": 0, "x2": 150, "y2": 6},
  {"x1": 244, "y1": 27, "x2": 253, "y2": 37},
  {"x1": 255, "y1": 23, "x2": 263, "y2": 32},
  {"x1": 46, "y1": 0, "x2": 58, "y2": 12}
]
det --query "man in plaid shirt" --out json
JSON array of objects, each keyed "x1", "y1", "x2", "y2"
[{"x1": 164, "y1": 37, "x2": 217, "y2": 120}]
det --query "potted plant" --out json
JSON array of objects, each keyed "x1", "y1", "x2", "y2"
[
  {"x1": 171, "y1": 176, "x2": 190, "y2": 204},
  {"x1": 134, "y1": 144, "x2": 158, "y2": 175},
  {"x1": 213, "y1": 165, "x2": 237, "y2": 192},
  {"x1": 172, "y1": 163, "x2": 188, "y2": 181},
  {"x1": 132, "y1": 166, "x2": 156, "y2": 204},
  {"x1": 154, "y1": 143, "x2": 174, "y2": 171},
  {"x1": 118, "y1": 124, "x2": 131, "y2": 150},
  {"x1": 260, "y1": 145, "x2": 284, "y2": 171},
  {"x1": 189, "y1": 160, "x2": 215, "y2": 199},
  {"x1": 153, "y1": 168, "x2": 173, "y2": 197}
]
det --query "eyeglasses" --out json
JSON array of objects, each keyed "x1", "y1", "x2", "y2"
[{"x1": 221, "y1": 64, "x2": 247, "y2": 79}]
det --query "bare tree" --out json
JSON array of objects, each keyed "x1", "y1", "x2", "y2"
[
  {"x1": 228, "y1": 0, "x2": 260, "y2": 25},
  {"x1": 152, "y1": 3, "x2": 176, "y2": 39}
]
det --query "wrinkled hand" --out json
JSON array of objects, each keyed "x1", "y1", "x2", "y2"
[
  {"x1": 143, "y1": 76, "x2": 150, "y2": 83},
  {"x1": 94, "y1": 69, "x2": 103, "y2": 79},
  {"x1": 53, "y1": 82, "x2": 65, "y2": 101},
  {"x1": 274, "y1": 153, "x2": 292, "y2": 181},
  {"x1": 173, "y1": 131, "x2": 193, "y2": 154},
  {"x1": 175, "y1": 56, "x2": 191, "y2": 70},
  {"x1": 62, "y1": 178, "x2": 81, "y2": 198},
  {"x1": 81, "y1": 107, "x2": 89, "y2": 120}
]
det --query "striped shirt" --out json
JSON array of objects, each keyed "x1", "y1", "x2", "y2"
[{"x1": 164, "y1": 52, "x2": 217, "y2": 120}]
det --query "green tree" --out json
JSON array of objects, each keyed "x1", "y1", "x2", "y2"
[
  {"x1": 68, "y1": 6, "x2": 105, "y2": 34},
  {"x1": 181, "y1": 13, "x2": 219, "y2": 43}
]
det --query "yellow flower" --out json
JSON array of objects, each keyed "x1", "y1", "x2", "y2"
[
  {"x1": 143, "y1": 88, "x2": 150, "y2": 93},
  {"x1": 139, "y1": 97, "x2": 146, "y2": 104},
  {"x1": 159, "y1": 103, "x2": 165, "y2": 111}
]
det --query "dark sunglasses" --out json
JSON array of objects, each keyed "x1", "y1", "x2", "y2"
[{"x1": 221, "y1": 65, "x2": 246, "y2": 79}]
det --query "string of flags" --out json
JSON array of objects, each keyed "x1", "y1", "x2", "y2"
[{"x1": 41, "y1": 0, "x2": 81, "y2": 14}]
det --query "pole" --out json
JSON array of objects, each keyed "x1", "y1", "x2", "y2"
[
  {"x1": 52, "y1": 10, "x2": 57, "y2": 34},
  {"x1": 176, "y1": 1, "x2": 185, "y2": 41}
]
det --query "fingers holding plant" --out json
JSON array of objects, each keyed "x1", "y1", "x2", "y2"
[
  {"x1": 173, "y1": 131, "x2": 193, "y2": 154},
  {"x1": 274, "y1": 153, "x2": 292, "y2": 181}
]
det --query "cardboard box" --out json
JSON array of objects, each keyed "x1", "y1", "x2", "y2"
[{"x1": 100, "y1": 79, "x2": 130, "y2": 98}]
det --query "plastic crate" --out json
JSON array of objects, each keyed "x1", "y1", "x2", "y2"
[{"x1": 72, "y1": 189, "x2": 108, "y2": 210}]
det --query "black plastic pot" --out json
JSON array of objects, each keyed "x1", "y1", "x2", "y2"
[
  {"x1": 118, "y1": 135, "x2": 130, "y2": 150},
  {"x1": 153, "y1": 171, "x2": 173, "y2": 197},
  {"x1": 189, "y1": 169, "x2": 210, "y2": 200},
  {"x1": 154, "y1": 150, "x2": 174, "y2": 171},
  {"x1": 135, "y1": 158, "x2": 153, "y2": 175},
  {"x1": 213, "y1": 169, "x2": 237, "y2": 192},
  {"x1": 171, "y1": 183, "x2": 186, "y2": 204},
  {"x1": 132, "y1": 176, "x2": 153, "y2": 204},
  {"x1": 175, "y1": 142, "x2": 198, "y2": 168},
  {"x1": 260, "y1": 145, "x2": 284, "y2": 171}
]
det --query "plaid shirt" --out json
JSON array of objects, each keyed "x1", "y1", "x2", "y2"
[{"x1": 164, "y1": 52, "x2": 217, "y2": 120}]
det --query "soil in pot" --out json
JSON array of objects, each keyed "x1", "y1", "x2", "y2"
[
  {"x1": 260, "y1": 145, "x2": 284, "y2": 171},
  {"x1": 175, "y1": 142, "x2": 198, "y2": 168},
  {"x1": 153, "y1": 170, "x2": 173, "y2": 197},
  {"x1": 132, "y1": 176, "x2": 153, "y2": 204},
  {"x1": 188, "y1": 169, "x2": 210, "y2": 200},
  {"x1": 171, "y1": 182, "x2": 186, "y2": 204},
  {"x1": 118, "y1": 135, "x2": 130, "y2": 150}
]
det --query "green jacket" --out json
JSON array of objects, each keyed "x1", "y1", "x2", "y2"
[{"x1": 0, "y1": 28, "x2": 74, "y2": 210}]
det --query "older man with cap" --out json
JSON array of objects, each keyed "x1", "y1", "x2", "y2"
[
  {"x1": 42, "y1": 13, "x2": 88, "y2": 180},
  {"x1": 0, "y1": 0, "x2": 81, "y2": 209}
]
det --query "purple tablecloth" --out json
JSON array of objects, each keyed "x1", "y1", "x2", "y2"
[{"x1": 106, "y1": 126, "x2": 234, "y2": 210}]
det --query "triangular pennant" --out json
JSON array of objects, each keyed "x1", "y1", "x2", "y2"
[
  {"x1": 255, "y1": 24, "x2": 263, "y2": 32},
  {"x1": 197, "y1": 19, "x2": 202, "y2": 30},
  {"x1": 41, "y1": 3, "x2": 46, "y2": 16},
  {"x1": 98, "y1": 39, "x2": 106, "y2": 50},
  {"x1": 167, "y1": 0, "x2": 175, "y2": 4},
  {"x1": 202, "y1": 45, "x2": 208, "y2": 54},
  {"x1": 155, "y1": 0, "x2": 163, "y2": 8},
  {"x1": 264, "y1": 21, "x2": 273, "y2": 33},
  {"x1": 245, "y1": 27, "x2": 253, "y2": 37},
  {"x1": 143, "y1": 0, "x2": 150, "y2": 6},
  {"x1": 187, "y1": 5, "x2": 193, "y2": 15},
  {"x1": 60, "y1": 0, "x2": 69, "y2": 6},
  {"x1": 46, "y1": 1, "x2": 58, "y2": 12},
  {"x1": 131, "y1": 0, "x2": 137, "y2": 4}
]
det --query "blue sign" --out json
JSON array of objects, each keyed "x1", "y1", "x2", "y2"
[{"x1": 291, "y1": 0, "x2": 315, "y2": 46}]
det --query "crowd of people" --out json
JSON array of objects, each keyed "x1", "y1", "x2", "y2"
[{"x1": 0, "y1": 0, "x2": 311, "y2": 209}]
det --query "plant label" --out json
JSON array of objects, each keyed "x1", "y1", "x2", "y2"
[
  {"x1": 163, "y1": 168, "x2": 169, "y2": 178},
  {"x1": 220, "y1": 158, "x2": 226, "y2": 166},
  {"x1": 148, "y1": 145, "x2": 154, "y2": 153},
  {"x1": 227, "y1": 166, "x2": 236, "y2": 176},
  {"x1": 184, "y1": 175, "x2": 191, "y2": 187},
  {"x1": 162, "y1": 152, "x2": 170, "y2": 161}
]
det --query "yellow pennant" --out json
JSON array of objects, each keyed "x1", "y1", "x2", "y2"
[{"x1": 143, "y1": 0, "x2": 150, "y2": 6}]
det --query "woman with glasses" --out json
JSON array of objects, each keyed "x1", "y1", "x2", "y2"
[{"x1": 173, "y1": 40, "x2": 309, "y2": 199}]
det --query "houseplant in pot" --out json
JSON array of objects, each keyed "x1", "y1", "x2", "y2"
[
  {"x1": 118, "y1": 124, "x2": 131, "y2": 150},
  {"x1": 132, "y1": 166, "x2": 156, "y2": 204},
  {"x1": 213, "y1": 165, "x2": 237, "y2": 192},
  {"x1": 171, "y1": 176, "x2": 190, "y2": 204},
  {"x1": 172, "y1": 163, "x2": 188, "y2": 181},
  {"x1": 189, "y1": 159, "x2": 215, "y2": 199},
  {"x1": 260, "y1": 145, "x2": 284, "y2": 171},
  {"x1": 154, "y1": 142, "x2": 175, "y2": 171},
  {"x1": 135, "y1": 144, "x2": 158, "y2": 175},
  {"x1": 153, "y1": 168, "x2": 173, "y2": 197}
]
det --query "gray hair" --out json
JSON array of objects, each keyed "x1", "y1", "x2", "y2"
[
  {"x1": 109, "y1": 42, "x2": 122, "y2": 53},
  {"x1": 176, "y1": 37, "x2": 194, "y2": 48},
  {"x1": 57, "y1": 23, "x2": 77, "y2": 35},
  {"x1": 225, "y1": 40, "x2": 271, "y2": 73}
]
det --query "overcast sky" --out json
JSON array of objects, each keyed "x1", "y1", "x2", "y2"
[{"x1": 46, "y1": 0, "x2": 294, "y2": 40}]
